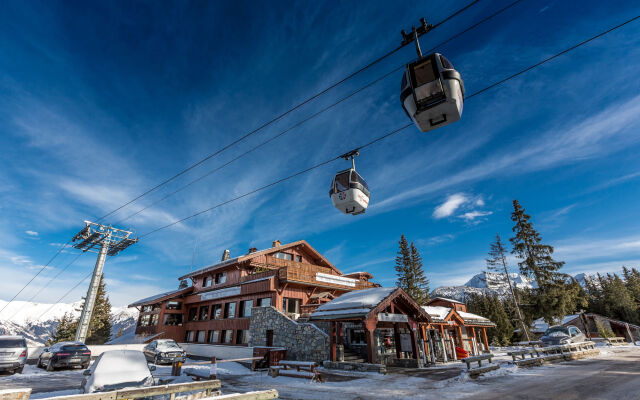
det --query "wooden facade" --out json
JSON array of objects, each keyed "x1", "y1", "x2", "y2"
[{"x1": 129, "y1": 240, "x2": 377, "y2": 345}]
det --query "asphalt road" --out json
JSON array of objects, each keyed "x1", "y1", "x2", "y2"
[
  {"x1": 460, "y1": 347, "x2": 640, "y2": 400},
  {"x1": 0, "y1": 364, "x2": 85, "y2": 394}
]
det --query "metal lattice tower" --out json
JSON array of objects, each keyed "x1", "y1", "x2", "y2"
[{"x1": 71, "y1": 221, "x2": 137, "y2": 342}]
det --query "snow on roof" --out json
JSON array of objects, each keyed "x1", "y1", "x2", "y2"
[
  {"x1": 310, "y1": 287, "x2": 396, "y2": 319},
  {"x1": 128, "y1": 287, "x2": 190, "y2": 307},
  {"x1": 458, "y1": 311, "x2": 490, "y2": 321},
  {"x1": 422, "y1": 306, "x2": 451, "y2": 320},
  {"x1": 429, "y1": 297, "x2": 464, "y2": 304}
]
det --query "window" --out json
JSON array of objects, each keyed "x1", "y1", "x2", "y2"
[
  {"x1": 211, "y1": 304, "x2": 222, "y2": 319},
  {"x1": 143, "y1": 305, "x2": 153, "y2": 312},
  {"x1": 215, "y1": 272, "x2": 227, "y2": 285},
  {"x1": 240, "y1": 300, "x2": 253, "y2": 317},
  {"x1": 165, "y1": 301, "x2": 182, "y2": 310},
  {"x1": 204, "y1": 276, "x2": 213, "y2": 287},
  {"x1": 199, "y1": 305, "x2": 209, "y2": 321},
  {"x1": 151, "y1": 314, "x2": 159, "y2": 326},
  {"x1": 197, "y1": 330, "x2": 206, "y2": 343},
  {"x1": 282, "y1": 298, "x2": 300, "y2": 317},
  {"x1": 139, "y1": 314, "x2": 151, "y2": 326},
  {"x1": 334, "y1": 172, "x2": 349, "y2": 192},
  {"x1": 412, "y1": 58, "x2": 436, "y2": 86},
  {"x1": 208, "y1": 330, "x2": 220, "y2": 344},
  {"x1": 236, "y1": 330, "x2": 249, "y2": 345},
  {"x1": 164, "y1": 314, "x2": 183, "y2": 326},
  {"x1": 349, "y1": 329, "x2": 366, "y2": 345},
  {"x1": 295, "y1": 255, "x2": 302, "y2": 262},
  {"x1": 188, "y1": 307, "x2": 198, "y2": 321},
  {"x1": 224, "y1": 302, "x2": 237, "y2": 318},
  {"x1": 258, "y1": 297, "x2": 272, "y2": 307},
  {"x1": 186, "y1": 331, "x2": 195, "y2": 342},
  {"x1": 222, "y1": 330, "x2": 233, "y2": 344},
  {"x1": 439, "y1": 54, "x2": 454, "y2": 69},
  {"x1": 274, "y1": 252, "x2": 293, "y2": 261}
]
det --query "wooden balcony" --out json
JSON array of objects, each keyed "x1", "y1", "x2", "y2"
[{"x1": 260, "y1": 256, "x2": 375, "y2": 290}]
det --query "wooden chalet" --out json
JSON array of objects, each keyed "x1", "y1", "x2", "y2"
[
  {"x1": 309, "y1": 287, "x2": 432, "y2": 367},
  {"x1": 423, "y1": 297, "x2": 495, "y2": 362},
  {"x1": 128, "y1": 240, "x2": 377, "y2": 345}
]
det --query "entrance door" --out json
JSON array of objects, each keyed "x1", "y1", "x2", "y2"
[{"x1": 266, "y1": 330, "x2": 274, "y2": 347}]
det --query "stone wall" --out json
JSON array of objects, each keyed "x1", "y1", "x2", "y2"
[{"x1": 249, "y1": 306, "x2": 328, "y2": 362}]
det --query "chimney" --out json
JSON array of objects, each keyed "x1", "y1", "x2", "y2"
[
  {"x1": 248, "y1": 247, "x2": 258, "y2": 254},
  {"x1": 221, "y1": 249, "x2": 230, "y2": 261},
  {"x1": 272, "y1": 240, "x2": 281, "y2": 248}
]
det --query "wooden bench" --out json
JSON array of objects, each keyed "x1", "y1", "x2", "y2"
[
  {"x1": 460, "y1": 354, "x2": 499, "y2": 378},
  {"x1": 607, "y1": 337, "x2": 627, "y2": 346},
  {"x1": 269, "y1": 360, "x2": 323, "y2": 382},
  {"x1": 509, "y1": 342, "x2": 598, "y2": 367}
]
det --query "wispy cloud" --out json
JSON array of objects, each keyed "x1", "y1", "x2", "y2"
[
  {"x1": 433, "y1": 193, "x2": 467, "y2": 219},
  {"x1": 25, "y1": 230, "x2": 38, "y2": 237},
  {"x1": 459, "y1": 210, "x2": 493, "y2": 222}
]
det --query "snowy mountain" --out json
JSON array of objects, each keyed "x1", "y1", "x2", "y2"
[
  {"x1": 432, "y1": 271, "x2": 592, "y2": 302},
  {"x1": 0, "y1": 299, "x2": 138, "y2": 345}
]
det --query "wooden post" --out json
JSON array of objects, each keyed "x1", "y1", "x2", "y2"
[
  {"x1": 482, "y1": 327, "x2": 489, "y2": 351},
  {"x1": 393, "y1": 323, "x2": 402, "y2": 358},
  {"x1": 364, "y1": 318, "x2": 377, "y2": 364},
  {"x1": 337, "y1": 322, "x2": 343, "y2": 346},
  {"x1": 439, "y1": 325, "x2": 448, "y2": 362},
  {"x1": 470, "y1": 327, "x2": 476, "y2": 355},
  {"x1": 329, "y1": 321, "x2": 336, "y2": 362},
  {"x1": 410, "y1": 326, "x2": 419, "y2": 360},
  {"x1": 456, "y1": 325, "x2": 464, "y2": 348},
  {"x1": 421, "y1": 325, "x2": 430, "y2": 364},
  {"x1": 209, "y1": 357, "x2": 217, "y2": 380}
]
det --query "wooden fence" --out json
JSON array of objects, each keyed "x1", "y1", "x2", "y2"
[
  {"x1": 460, "y1": 354, "x2": 499, "y2": 378},
  {"x1": 508, "y1": 341, "x2": 599, "y2": 367},
  {"x1": 1, "y1": 382, "x2": 278, "y2": 400}
]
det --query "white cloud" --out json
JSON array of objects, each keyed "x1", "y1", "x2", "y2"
[
  {"x1": 25, "y1": 230, "x2": 39, "y2": 237},
  {"x1": 459, "y1": 210, "x2": 493, "y2": 221},
  {"x1": 433, "y1": 193, "x2": 467, "y2": 219}
]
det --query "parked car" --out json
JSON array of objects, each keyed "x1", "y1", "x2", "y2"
[
  {"x1": 0, "y1": 335, "x2": 28, "y2": 374},
  {"x1": 38, "y1": 341, "x2": 91, "y2": 371},
  {"x1": 81, "y1": 350, "x2": 155, "y2": 393},
  {"x1": 540, "y1": 325, "x2": 586, "y2": 346},
  {"x1": 143, "y1": 339, "x2": 186, "y2": 365}
]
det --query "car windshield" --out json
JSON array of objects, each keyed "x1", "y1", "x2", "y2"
[
  {"x1": 544, "y1": 327, "x2": 569, "y2": 336},
  {"x1": 157, "y1": 341, "x2": 180, "y2": 350},
  {"x1": 0, "y1": 339, "x2": 26, "y2": 347}
]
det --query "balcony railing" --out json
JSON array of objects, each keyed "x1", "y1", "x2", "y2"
[{"x1": 260, "y1": 256, "x2": 374, "y2": 290}]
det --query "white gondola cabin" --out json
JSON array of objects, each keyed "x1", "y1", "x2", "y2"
[
  {"x1": 401, "y1": 52, "x2": 464, "y2": 132},
  {"x1": 329, "y1": 160, "x2": 370, "y2": 216}
]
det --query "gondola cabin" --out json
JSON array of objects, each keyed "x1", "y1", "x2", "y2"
[
  {"x1": 401, "y1": 52, "x2": 464, "y2": 132},
  {"x1": 329, "y1": 167, "x2": 370, "y2": 215}
]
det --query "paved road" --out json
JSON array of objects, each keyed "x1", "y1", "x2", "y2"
[
  {"x1": 457, "y1": 347, "x2": 640, "y2": 400},
  {"x1": 0, "y1": 364, "x2": 85, "y2": 394}
]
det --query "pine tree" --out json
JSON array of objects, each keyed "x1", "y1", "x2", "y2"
[
  {"x1": 395, "y1": 235, "x2": 411, "y2": 291},
  {"x1": 486, "y1": 234, "x2": 530, "y2": 341},
  {"x1": 394, "y1": 235, "x2": 430, "y2": 305},
  {"x1": 84, "y1": 276, "x2": 112, "y2": 344},
  {"x1": 466, "y1": 293, "x2": 514, "y2": 346},
  {"x1": 509, "y1": 200, "x2": 585, "y2": 323},
  {"x1": 47, "y1": 313, "x2": 78, "y2": 345}
]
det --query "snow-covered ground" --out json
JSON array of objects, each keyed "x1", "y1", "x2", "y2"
[{"x1": 2, "y1": 345, "x2": 639, "y2": 399}]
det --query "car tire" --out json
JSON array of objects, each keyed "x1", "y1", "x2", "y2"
[
  {"x1": 46, "y1": 360, "x2": 55, "y2": 372},
  {"x1": 82, "y1": 362, "x2": 89, "y2": 369},
  {"x1": 154, "y1": 355, "x2": 160, "y2": 365},
  {"x1": 16, "y1": 366, "x2": 24, "y2": 374},
  {"x1": 37, "y1": 358, "x2": 42, "y2": 368}
]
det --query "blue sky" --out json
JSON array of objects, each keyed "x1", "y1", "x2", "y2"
[{"x1": 1, "y1": 0, "x2": 640, "y2": 307}]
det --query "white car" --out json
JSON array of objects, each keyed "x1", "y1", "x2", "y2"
[{"x1": 81, "y1": 350, "x2": 155, "y2": 393}]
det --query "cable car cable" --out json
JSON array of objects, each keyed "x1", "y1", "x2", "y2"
[
  {"x1": 94, "y1": 1, "x2": 481, "y2": 223},
  {"x1": 137, "y1": 13, "x2": 640, "y2": 239},
  {"x1": 34, "y1": 271, "x2": 94, "y2": 322},
  {"x1": 45, "y1": 12, "x2": 640, "y2": 306},
  {"x1": 113, "y1": 0, "x2": 526, "y2": 226}
]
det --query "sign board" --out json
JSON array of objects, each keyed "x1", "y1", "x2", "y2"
[
  {"x1": 400, "y1": 333, "x2": 413, "y2": 352},
  {"x1": 378, "y1": 313, "x2": 409, "y2": 323},
  {"x1": 200, "y1": 286, "x2": 241, "y2": 301},
  {"x1": 316, "y1": 272, "x2": 357, "y2": 287}
]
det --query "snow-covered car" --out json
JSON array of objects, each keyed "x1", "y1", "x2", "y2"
[
  {"x1": 540, "y1": 325, "x2": 586, "y2": 346},
  {"x1": 38, "y1": 341, "x2": 91, "y2": 371},
  {"x1": 81, "y1": 350, "x2": 156, "y2": 393},
  {"x1": 143, "y1": 339, "x2": 186, "y2": 365},
  {"x1": 0, "y1": 335, "x2": 28, "y2": 374}
]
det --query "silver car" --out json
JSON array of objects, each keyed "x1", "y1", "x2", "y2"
[
  {"x1": 0, "y1": 335, "x2": 28, "y2": 374},
  {"x1": 143, "y1": 339, "x2": 186, "y2": 365},
  {"x1": 540, "y1": 325, "x2": 586, "y2": 346}
]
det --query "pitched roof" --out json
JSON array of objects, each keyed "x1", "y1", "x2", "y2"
[
  {"x1": 128, "y1": 286, "x2": 193, "y2": 307},
  {"x1": 178, "y1": 240, "x2": 340, "y2": 280},
  {"x1": 428, "y1": 297, "x2": 464, "y2": 305},
  {"x1": 422, "y1": 306, "x2": 452, "y2": 322}
]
